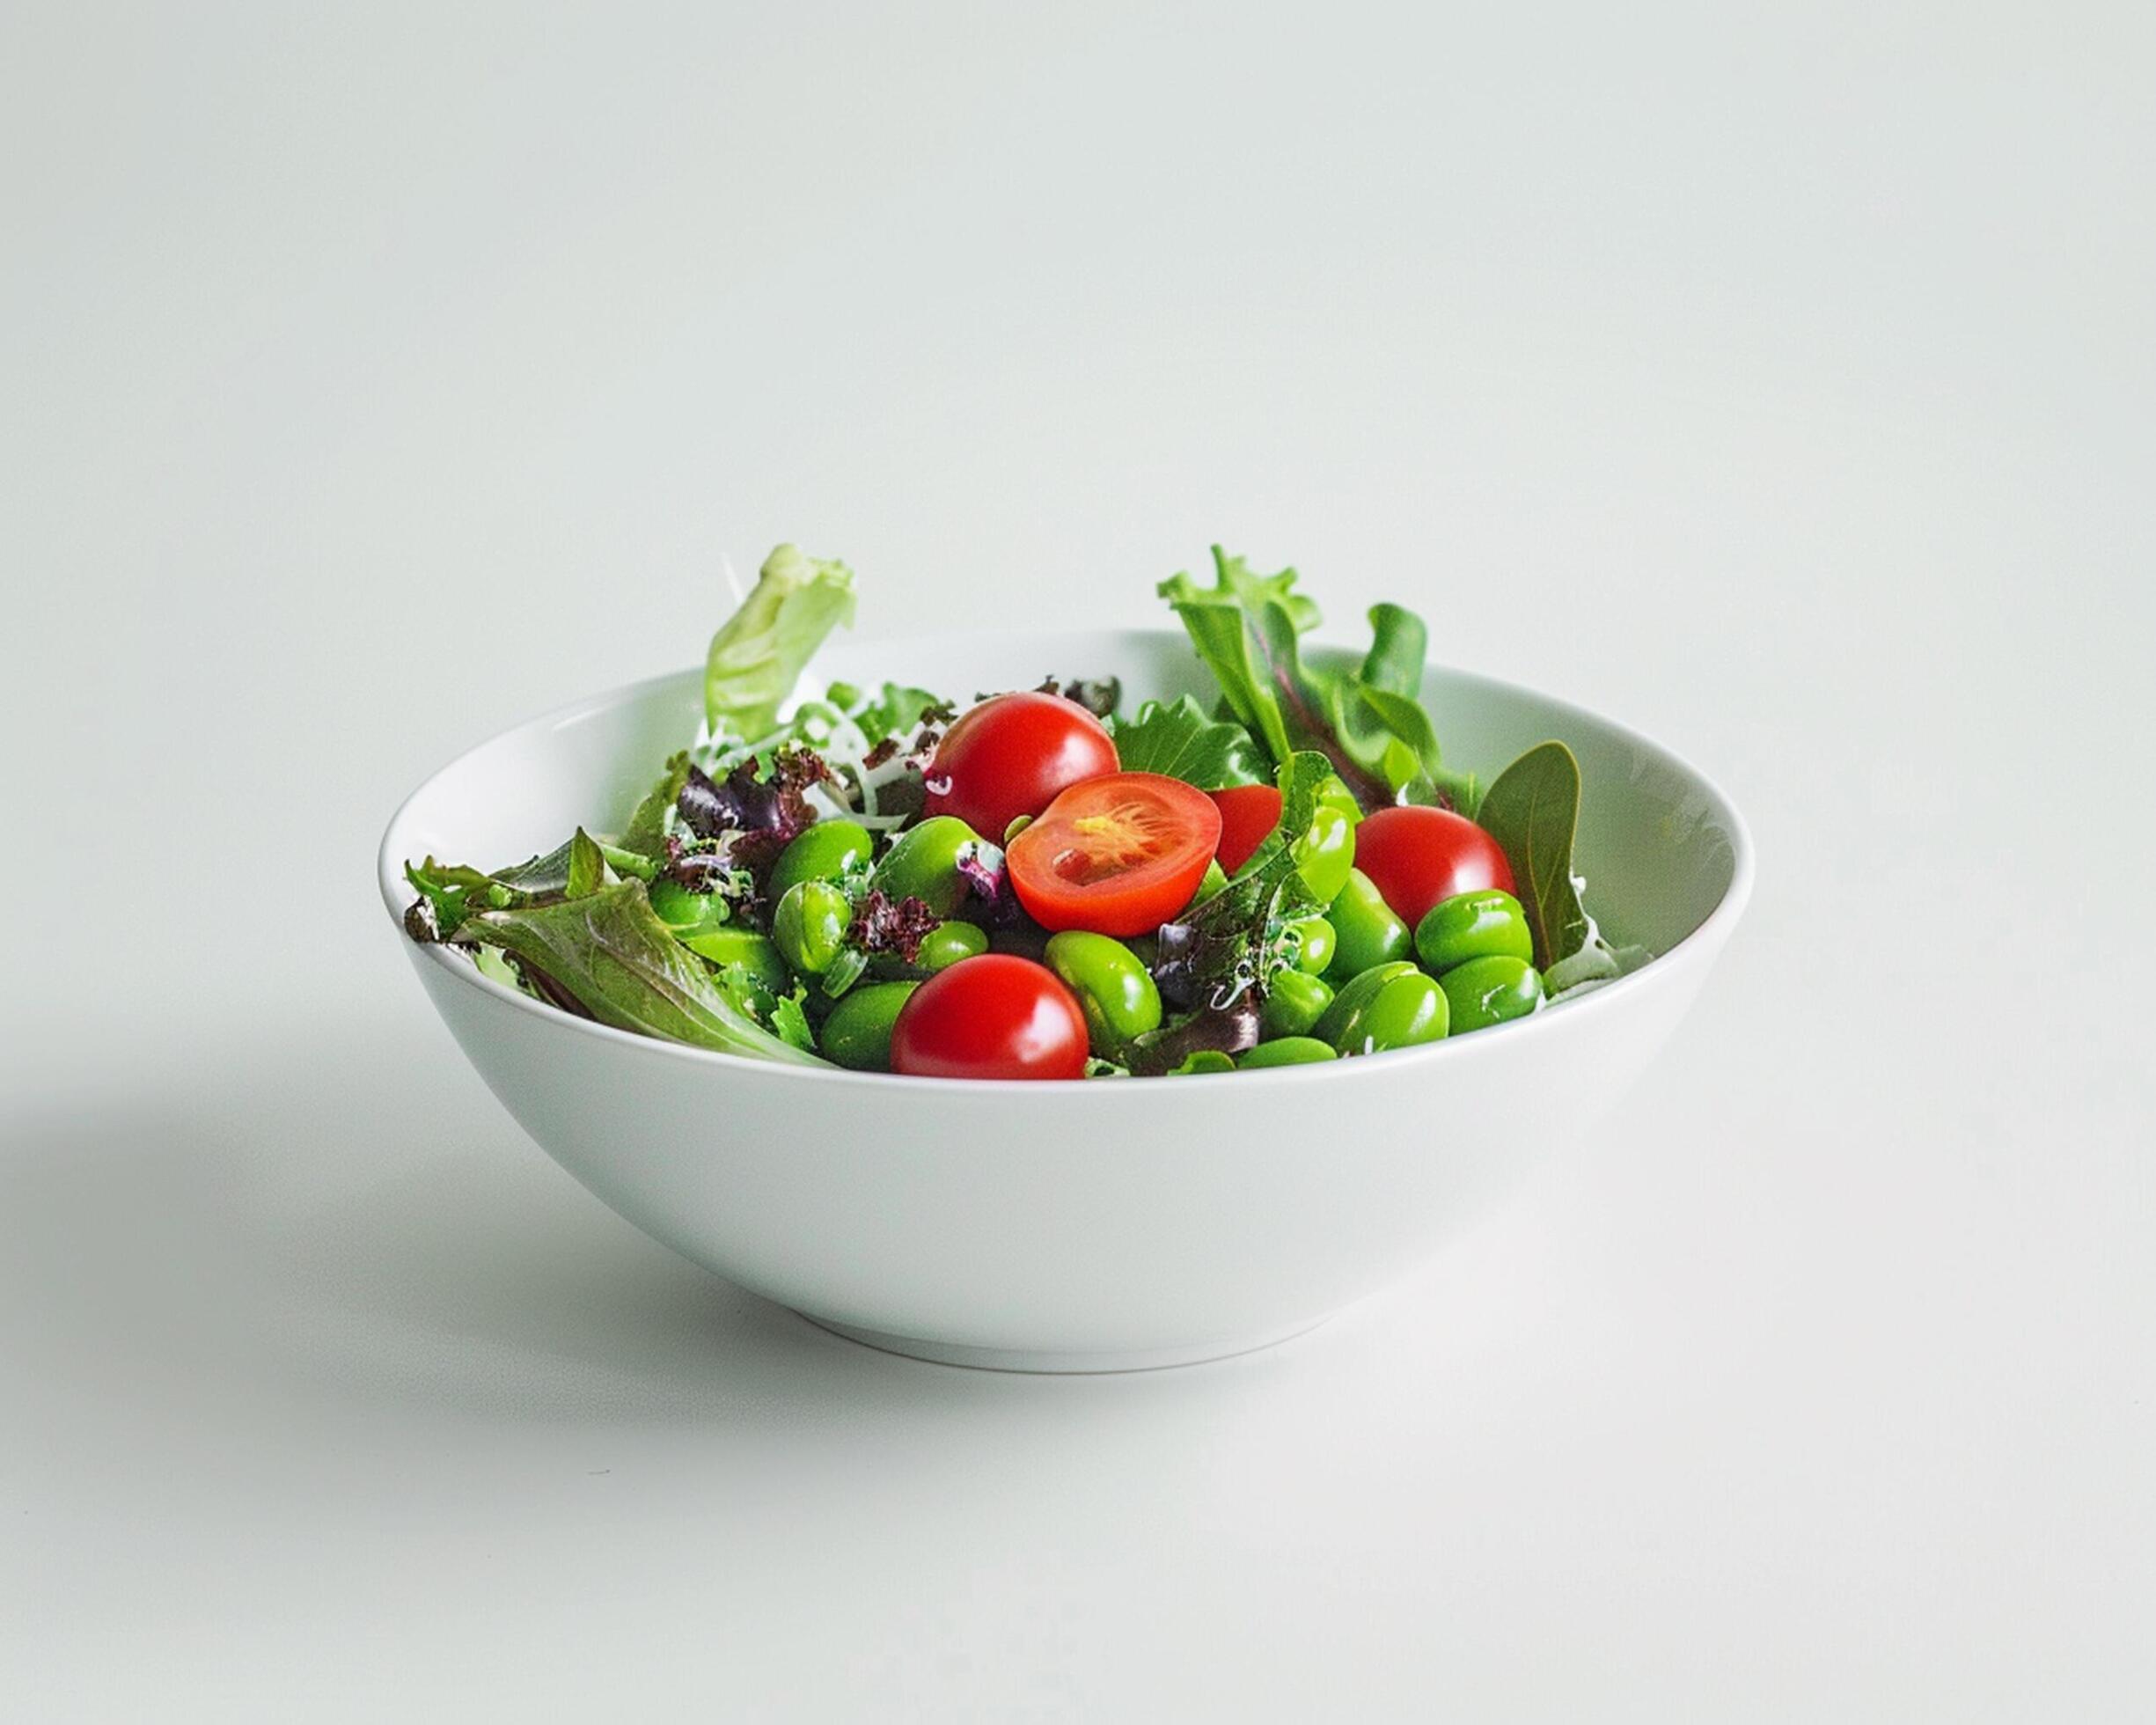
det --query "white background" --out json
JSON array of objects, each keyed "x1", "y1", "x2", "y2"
[{"x1": 4, "y1": 3, "x2": 2151, "y2": 1718}]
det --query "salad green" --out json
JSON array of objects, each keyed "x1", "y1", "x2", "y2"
[{"x1": 403, "y1": 543, "x2": 1640, "y2": 1076}]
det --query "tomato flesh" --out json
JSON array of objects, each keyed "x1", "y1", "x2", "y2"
[
  {"x1": 888, "y1": 955, "x2": 1089, "y2": 1080},
  {"x1": 1353, "y1": 805, "x2": 1516, "y2": 926},
  {"x1": 1207, "y1": 785, "x2": 1283, "y2": 875},
  {"x1": 923, "y1": 692, "x2": 1118, "y2": 842},
  {"x1": 1007, "y1": 773, "x2": 1221, "y2": 936}
]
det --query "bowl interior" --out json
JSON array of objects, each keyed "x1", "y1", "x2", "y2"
[{"x1": 382, "y1": 630, "x2": 1745, "y2": 968}]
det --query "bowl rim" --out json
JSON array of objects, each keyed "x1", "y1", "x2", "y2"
[{"x1": 378, "y1": 629, "x2": 1755, "y2": 1093}]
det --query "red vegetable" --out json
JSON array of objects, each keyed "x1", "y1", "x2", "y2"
[
  {"x1": 1206, "y1": 784, "x2": 1283, "y2": 875},
  {"x1": 923, "y1": 691, "x2": 1118, "y2": 843},
  {"x1": 889, "y1": 955, "x2": 1089, "y2": 1080},
  {"x1": 1007, "y1": 773, "x2": 1221, "y2": 937},
  {"x1": 1353, "y1": 805, "x2": 1516, "y2": 925}
]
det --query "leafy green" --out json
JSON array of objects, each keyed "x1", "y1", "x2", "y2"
[
  {"x1": 845, "y1": 682, "x2": 952, "y2": 746},
  {"x1": 704, "y1": 544, "x2": 857, "y2": 739},
  {"x1": 1476, "y1": 741, "x2": 1590, "y2": 969},
  {"x1": 1132, "y1": 750, "x2": 1331, "y2": 1073},
  {"x1": 1157, "y1": 547, "x2": 1477, "y2": 812},
  {"x1": 1109, "y1": 695, "x2": 1266, "y2": 789},
  {"x1": 452, "y1": 880, "x2": 830, "y2": 1066},
  {"x1": 619, "y1": 752, "x2": 692, "y2": 862},
  {"x1": 565, "y1": 828, "x2": 606, "y2": 899}
]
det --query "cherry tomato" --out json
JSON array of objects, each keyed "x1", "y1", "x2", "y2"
[
  {"x1": 1007, "y1": 773, "x2": 1222, "y2": 936},
  {"x1": 1207, "y1": 785, "x2": 1281, "y2": 874},
  {"x1": 888, "y1": 954, "x2": 1089, "y2": 1080},
  {"x1": 1352, "y1": 805, "x2": 1516, "y2": 926},
  {"x1": 923, "y1": 692, "x2": 1118, "y2": 842}
]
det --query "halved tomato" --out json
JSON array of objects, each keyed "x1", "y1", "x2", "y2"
[{"x1": 1007, "y1": 772, "x2": 1222, "y2": 936}]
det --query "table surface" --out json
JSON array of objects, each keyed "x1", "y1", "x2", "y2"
[{"x1": 5, "y1": 4, "x2": 2151, "y2": 1719}]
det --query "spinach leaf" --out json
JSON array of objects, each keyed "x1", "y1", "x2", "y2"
[
  {"x1": 704, "y1": 544, "x2": 857, "y2": 739},
  {"x1": 1476, "y1": 741, "x2": 1590, "y2": 968},
  {"x1": 1157, "y1": 547, "x2": 1477, "y2": 813},
  {"x1": 452, "y1": 880, "x2": 831, "y2": 1066},
  {"x1": 1108, "y1": 695, "x2": 1266, "y2": 789}
]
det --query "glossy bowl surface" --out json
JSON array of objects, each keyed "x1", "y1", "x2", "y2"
[{"x1": 379, "y1": 631, "x2": 1752, "y2": 1370}]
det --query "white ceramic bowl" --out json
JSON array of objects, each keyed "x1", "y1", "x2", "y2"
[{"x1": 379, "y1": 630, "x2": 1752, "y2": 1371}]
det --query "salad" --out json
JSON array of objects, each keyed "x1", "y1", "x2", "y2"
[{"x1": 403, "y1": 545, "x2": 1643, "y2": 1078}]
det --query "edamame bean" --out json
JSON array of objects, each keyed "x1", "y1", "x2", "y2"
[
  {"x1": 1324, "y1": 869, "x2": 1411, "y2": 980},
  {"x1": 680, "y1": 925, "x2": 791, "y2": 995},
  {"x1": 1045, "y1": 931, "x2": 1162, "y2": 1053},
  {"x1": 872, "y1": 815, "x2": 993, "y2": 917},
  {"x1": 1317, "y1": 774, "x2": 1363, "y2": 827},
  {"x1": 1260, "y1": 969, "x2": 1333, "y2": 1039},
  {"x1": 1239, "y1": 1036, "x2": 1338, "y2": 1068},
  {"x1": 1440, "y1": 955, "x2": 1543, "y2": 1035},
  {"x1": 1327, "y1": 968, "x2": 1448, "y2": 1056},
  {"x1": 772, "y1": 879, "x2": 852, "y2": 975},
  {"x1": 1291, "y1": 801, "x2": 1356, "y2": 904},
  {"x1": 1312, "y1": 960, "x2": 1419, "y2": 1046},
  {"x1": 820, "y1": 981, "x2": 919, "y2": 1071},
  {"x1": 1414, "y1": 889, "x2": 1532, "y2": 975},
  {"x1": 1289, "y1": 915, "x2": 1336, "y2": 975},
  {"x1": 1170, "y1": 1050, "x2": 1237, "y2": 1075},
  {"x1": 649, "y1": 877, "x2": 719, "y2": 929},
  {"x1": 768, "y1": 818, "x2": 872, "y2": 903},
  {"x1": 914, "y1": 919, "x2": 989, "y2": 972}
]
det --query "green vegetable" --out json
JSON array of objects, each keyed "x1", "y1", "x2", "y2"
[
  {"x1": 872, "y1": 815, "x2": 994, "y2": 918},
  {"x1": 451, "y1": 881, "x2": 827, "y2": 1065},
  {"x1": 1441, "y1": 955, "x2": 1544, "y2": 1034},
  {"x1": 1259, "y1": 969, "x2": 1333, "y2": 1039},
  {"x1": 1169, "y1": 1050, "x2": 1239, "y2": 1075},
  {"x1": 1045, "y1": 931, "x2": 1163, "y2": 1055},
  {"x1": 679, "y1": 924, "x2": 791, "y2": 994},
  {"x1": 1290, "y1": 800, "x2": 1356, "y2": 904},
  {"x1": 1158, "y1": 547, "x2": 1476, "y2": 812},
  {"x1": 911, "y1": 920, "x2": 990, "y2": 973},
  {"x1": 1107, "y1": 694, "x2": 1265, "y2": 789},
  {"x1": 1239, "y1": 1036, "x2": 1337, "y2": 1068},
  {"x1": 1326, "y1": 968, "x2": 1448, "y2": 1056},
  {"x1": 1312, "y1": 960, "x2": 1419, "y2": 1046},
  {"x1": 1324, "y1": 869, "x2": 1412, "y2": 980},
  {"x1": 768, "y1": 818, "x2": 873, "y2": 902},
  {"x1": 1289, "y1": 915, "x2": 1336, "y2": 975},
  {"x1": 1475, "y1": 741, "x2": 1590, "y2": 969},
  {"x1": 820, "y1": 981, "x2": 920, "y2": 1071},
  {"x1": 618, "y1": 752, "x2": 693, "y2": 862},
  {"x1": 1191, "y1": 858, "x2": 1228, "y2": 907},
  {"x1": 704, "y1": 543, "x2": 857, "y2": 739},
  {"x1": 1414, "y1": 888, "x2": 1534, "y2": 974},
  {"x1": 772, "y1": 880, "x2": 852, "y2": 975},
  {"x1": 648, "y1": 876, "x2": 720, "y2": 929}
]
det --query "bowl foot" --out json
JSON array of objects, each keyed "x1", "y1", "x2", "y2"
[{"x1": 796, "y1": 1312, "x2": 1331, "y2": 1374}]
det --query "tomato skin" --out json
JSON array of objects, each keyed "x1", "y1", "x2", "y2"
[
  {"x1": 1207, "y1": 785, "x2": 1282, "y2": 875},
  {"x1": 923, "y1": 692, "x2": 1118, "y2": 843},
  {"x1": 888, "y1": 955, "x2": 1089, "y2": 1080},
  {"x1": 1007, "y1": 773, "x2": 1222, "y2": 937},
  {"x1": 1352, "y1": 805, "x2": 1516, "y2": 926}
]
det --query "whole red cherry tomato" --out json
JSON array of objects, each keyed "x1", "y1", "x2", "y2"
[
  {"x1": 1007, "y1": 773, "x2": 1222, "y2": 936},
  {"x1": 1207, "y1": 785, "x2": 1283, "y2": 875},
  {"x1": 888, "y1": 954, "x2": 1089, "y2": 1080},
  {"x1": 1352, "y1": 805, "x2": 1516, "y2": 926},
  {"x1": 923, "y1": 692, "x2": 1118, "y2": 841}
]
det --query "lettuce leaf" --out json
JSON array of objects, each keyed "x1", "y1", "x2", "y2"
[
  {"x1": 704, "y1": 544, "x2": 857, "y2": 739},
  {"x1": 1108, "y1": 695, "x2": 1265, "y2": 789},
  {"x1": 452, "y1": 880, "x2": 830, "y2": 1065},
  {"x1": 1158, "y1": 547, "x2": 1477, "y2": 813},
  {"x1": 1475, "y1": 740, "x2": 1591, "y2": 968}
]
